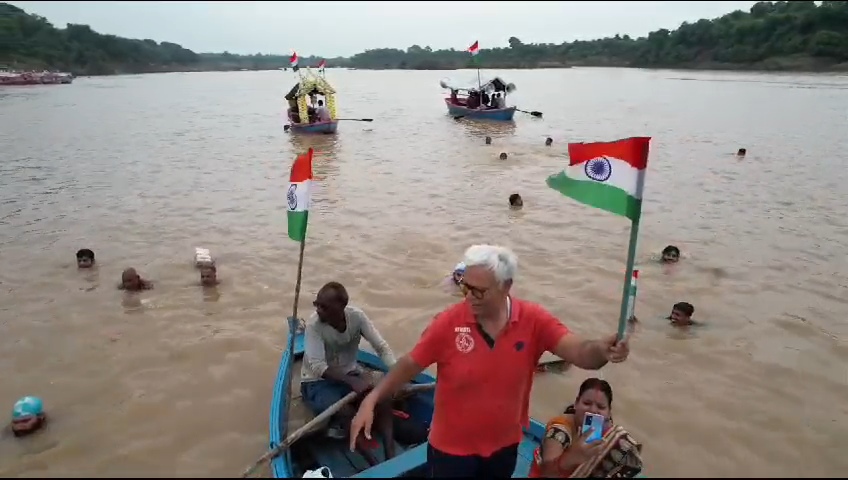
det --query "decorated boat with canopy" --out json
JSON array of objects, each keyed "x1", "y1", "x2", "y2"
[
  {"x1": 284, "y1": 68, "x2": 339, "y2": 134},
  {"x1": 441, "y1": 76, "x2": 518, "y2": 121}
]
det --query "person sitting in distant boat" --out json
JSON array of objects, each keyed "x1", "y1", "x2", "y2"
[
  {"x1": 660, "y1": 245, "x2": 680, "y2": 264},
  {"x1": 315, "y1": 100, "x2": 331, "y2": 122},
  {"x1": 302, "y1": 282, "x2": 398, "y2": 464},
  {"x1": 669, "y1": 302, "x2": 698, "y2": 327},
  {"x1": 492, "y1": 92, "x2": 505, "y2": 109},
  {"x1": 466, "y1": 91, "x2": 480, "y2": 109},
  {"x1": 76, "y1": 248, "x2": 95, "y2": 269},
  {"x1": 509, "y1": 193, "x2": 523, "y2": 209},
  {"x1": 450, "y1": 89, "x2": 459, "y2": 105},
  {"x1": 481, "y1": 91, "x2": 490, "y2": 108},
  {"x1": 119, "y1": 268, "x2": 152, "y2": 291},
  {"x1": 529, "y1": 378, "x2": 643, "y2": 478}
]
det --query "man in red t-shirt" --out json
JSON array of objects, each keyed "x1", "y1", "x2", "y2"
[{"x1": 349, "y1": 244, "x2": 631, "y2": 478}]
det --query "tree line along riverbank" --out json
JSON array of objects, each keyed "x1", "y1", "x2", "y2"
[{"x1": 2, "y1": 1, "x2": 847, "y2": 76}]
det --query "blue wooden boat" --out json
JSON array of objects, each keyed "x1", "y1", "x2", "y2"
[
  {"x1": 441, "y1": 76, "x2": 518, "y2": 122},
  {"x1": 268, "y1": 317, "x2": 549, "y2": 478},
  {"x1": 286, "y1": 120, "x2": 339, "y2": 135},
  {"x1": 444, "y1": 98, "x2": 517, "y2": 121}
]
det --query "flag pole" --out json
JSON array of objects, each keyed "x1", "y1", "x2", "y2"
[
  {"x1": 281, "y1": 205, "x2": 309, "y2": 442},
  {"x1": 616, "y1": 218, "x2": 640, "y2": 341}
]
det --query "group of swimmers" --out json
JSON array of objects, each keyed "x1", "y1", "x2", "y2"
[
  {"x1": 74, "y1": 248, "x2": 220, "y2": 291},
  {"x1": 8, "y1": 248, "x2": 222, "y2": 437}
]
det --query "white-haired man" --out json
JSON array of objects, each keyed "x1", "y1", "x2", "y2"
[{"x1": 349, "y1": 244, "x2": 631, "y2": 478}]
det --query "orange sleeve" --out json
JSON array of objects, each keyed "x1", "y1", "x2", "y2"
[
  {"x1": 531, "y1": 303, "x2": 571, "y2": 355},
  {"x1": 409, "y1": 311, "x2": 451, "y2": 369}
]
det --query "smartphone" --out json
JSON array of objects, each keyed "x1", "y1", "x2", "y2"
[{"x1": 581, "y1": 412, "x2": 605, "y2": 444}]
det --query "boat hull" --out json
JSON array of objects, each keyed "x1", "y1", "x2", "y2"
[
  {"x1": 445, "y1": 98, "x2": 516, "y2": 121},
  {"x1": 287, "y1": 121, "x2": 338, "y2": 134},
  {"x1": 269, "y1": 318, "x2": 551, "y2": 478}
]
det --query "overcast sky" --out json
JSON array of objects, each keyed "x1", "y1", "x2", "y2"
[{"x1": 10, "y1": 1, "x2": 758, "y2": 57}]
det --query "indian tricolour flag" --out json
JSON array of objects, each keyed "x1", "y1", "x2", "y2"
[
  {"x1": 468, "y1": 41, "x2": 479, "y2": 56},
  {"x1": 286, "y1": 148, "x2": 314, "y2": 242},
  {"x1": 317, "y1": 59, "x2": 326, "y2": 71},
  {"x1": 289, "y1": 51, "x2": 298, "y2": 68},
  {"x1": 546, "y1": 137, "x2": 651, "y2": 222}
]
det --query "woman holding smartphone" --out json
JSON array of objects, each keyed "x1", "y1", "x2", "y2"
[{"x1": 528, "y1": 378, "x2": 643, "y2": 478}]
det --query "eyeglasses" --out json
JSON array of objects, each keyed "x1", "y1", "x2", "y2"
[{"x1": 459, "y1": 280, "x2": 489, "y2": 300}]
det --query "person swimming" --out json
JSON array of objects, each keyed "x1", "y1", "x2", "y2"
[
  {"x1": 661, "y1": 245, "x2": 680, "y2": 263},
  {"x1": 10, "y1": 396, "x2": 47, "y2": 437},
  {"x1": 509, "y1": 193, "x2": 523, "y2": 209},
  {"x1": 120, "y1": 268, "x2": 152, "y2": 291},
  {"x1": 76, "y1": 249, "x2": 95, "y2": 268},
  {"x1": 441, "y1": 262, "x2": 466, "y2": 295},
  {"x1": 669, "y1": 302, "x2": 698, "y2": 327}
]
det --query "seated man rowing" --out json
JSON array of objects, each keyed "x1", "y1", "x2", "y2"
[{"x1": 301, "y1": 281, "x2": 398, "y2": 464}]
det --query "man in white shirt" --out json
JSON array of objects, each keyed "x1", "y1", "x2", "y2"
[
  {"x1": 315, "y1": 99, "x2": 331, "y2": 122},
  {"x1": 301, "y1": 281, "x2": 398, "y2": 462}
]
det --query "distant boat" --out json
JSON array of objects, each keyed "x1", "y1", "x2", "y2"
[
  {"x1": 0, "y1": 68, "x2": 73, "y2": 86},
  {"x1": 441, "y1": 77, "x2": 517, "y2": 122},
  {"x1": 283, "y1": 69, "x2": 339, "y2": 135}
]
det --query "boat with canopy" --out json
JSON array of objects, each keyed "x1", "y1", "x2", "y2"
[
  {"x1": 284, "y1": 69, "x2": 339, "y2": 134},
  {"x1": 441, "y1": 76, "x2": 518, "y2": 121}
]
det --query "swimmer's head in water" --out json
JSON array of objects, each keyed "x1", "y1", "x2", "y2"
[
  {"x1": 452, "y1": 262, "x2": 466, "y2": 285},
  {"x1": 76, "y1": 248, "x2": 95, "y2": 268},
  {"x1": 508, "y1": 193, "x2": 523, "y2": 208},
  {"x1": 200, "y1": 265, "x2": 218, "y2": 287},
  {"x1": 661, "y1": 245, "x2": 680, "y2": 263},
  {"x1": 737, "y1": 148, "x2": 746, "y2": 156},
  {"x1": 485, "y1": 136, "x2": 492, "y2": 145},
  {"x1": 121, "y1": 268, "x2": 145, "y2": 291},
  {"x1": 499, "y1": 152, "x2": 508, "y2": 160},
  {"x1": 545, "y1": 137, "x2": 553, "y2": 146},
  {"x1": 670, "y1": 302, "x2": 694, "y2": 325},
  {"x1": 11, "y1": 396, "x2": 46, "y2": 437}
]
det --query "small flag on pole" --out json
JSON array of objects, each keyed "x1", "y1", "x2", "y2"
[
  {"x1": 468, "y1": 41, "x2": 479, "y2": 56},
  {"x1": 290, "y1": 51, "x2": 299, "y2": 72},
  {"x1": 317, "y1": 59, "x2": 326, "y2": 72},
  {"x1": 286, "y1": 148, "x2": 313, "y2": 242},
  {"x1": 546, "y1": 137, "x2": 650, "y2": 222}
]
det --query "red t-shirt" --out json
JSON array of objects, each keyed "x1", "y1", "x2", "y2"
[{"x1": 409, "y1": 297, "x2": 570, "y2": 457}]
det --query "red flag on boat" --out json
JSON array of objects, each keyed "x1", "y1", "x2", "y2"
[
  {"x1": 468, "y1": 41, "x2": 479, "y2": 56},
  {"x1": 317, "y1": 59, "x2": 326, "y2": 70},
  {"x1": 289, "y1": 52, "x2": 298, "y2": 67}
]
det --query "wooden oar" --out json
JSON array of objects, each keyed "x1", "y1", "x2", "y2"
[
  {"x1": 240, "y1": 382, "x2": 436, "y2": 478},
  {"x1": 517, "y1": 108, "x2": 543, "y2": 118},
  {"x1": 336, "y1": 118, "x2": 373, "y2": 122}
]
